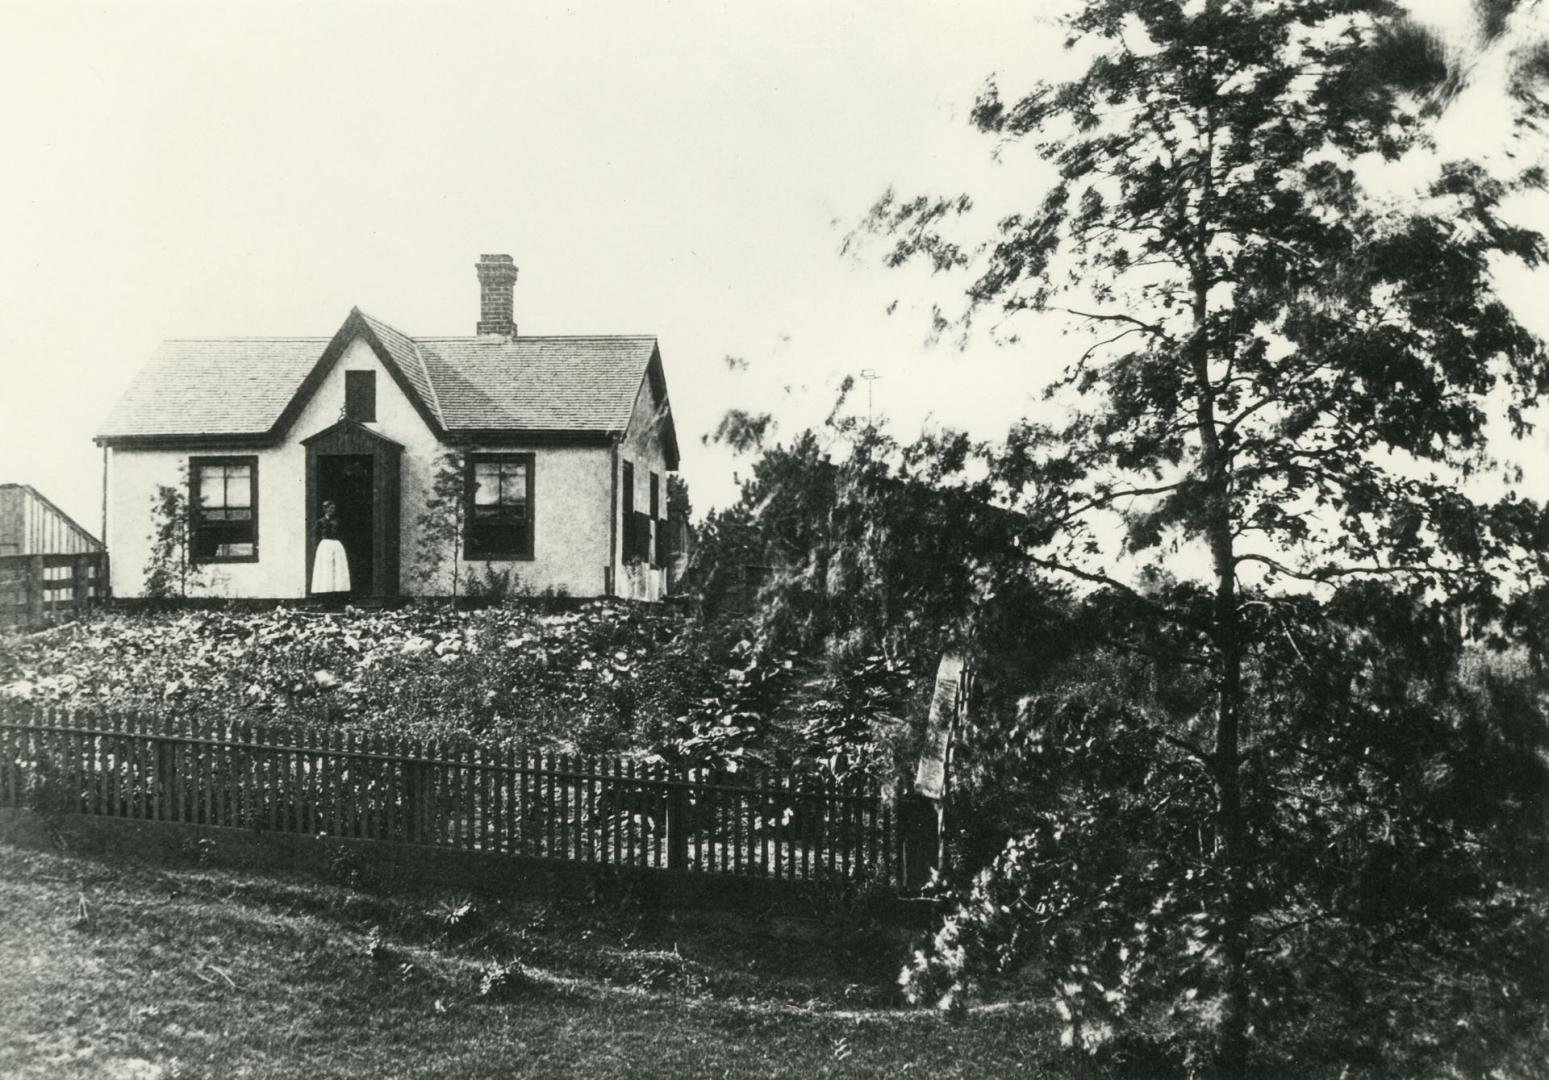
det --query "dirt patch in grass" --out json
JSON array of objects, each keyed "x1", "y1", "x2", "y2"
[{"x1": 0, "y1": 844, "x2": 1076, "y2": 1079}]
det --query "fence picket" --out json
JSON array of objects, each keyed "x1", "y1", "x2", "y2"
[
  {"x1": 507, "y1": 741, "x2": 519, "y2": 855},
  {"x1": 339, "y1": 728, "x2": 353, "y2": 838},
  {"x1": 511, "y1": 737, "x2": 523, "y2": 855},
  {"x1": 118, "y1": 712, "x2": 132, "y2": 820},
  {"x1": 461, "y1": 739, "x2": 473, "y2": 850},
  {"x1": 136, "y1": 712, "x2": 151, "y2": 820},
  {"x1": 165, "y1": 716, "x2": 179, "y2": 824}
]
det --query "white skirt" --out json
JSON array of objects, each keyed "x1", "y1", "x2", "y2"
[{"x1": 312, "y1": 538, "x2": 351, "y2": 594}]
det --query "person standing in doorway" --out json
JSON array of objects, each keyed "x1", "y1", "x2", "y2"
[{"x1": 312, "y1": 500, "x2": 351, "y2": 601}]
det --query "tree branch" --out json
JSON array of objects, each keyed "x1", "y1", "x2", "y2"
[{"x1": 1051, "y1": 306, "x2": 1170, "y2": 337}]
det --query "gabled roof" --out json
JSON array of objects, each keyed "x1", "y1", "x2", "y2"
[
  {"x1": 95, "y1": 338, "x2": 328, "y2": 441},
  {"x1": 96, "y1": 308, "x2": 679, "y2": 467}
]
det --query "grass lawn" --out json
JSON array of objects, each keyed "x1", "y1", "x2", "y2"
[{"x1": 0, "y1": 842, "x2": 1075, "y2": 1079}]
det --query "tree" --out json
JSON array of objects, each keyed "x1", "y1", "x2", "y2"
[
  {"x1": 415, "y1": 449, "x2": 466, "y2": 598},
  {"x1": 666, "y1": 473, "x2": 694, "y2": 523},
  {"x1": 856, "y1": 1, "x2": 1548, "y2": 1073},
  {"x1": 144, "y1": 469, "x2": 201, "y2": 601}
]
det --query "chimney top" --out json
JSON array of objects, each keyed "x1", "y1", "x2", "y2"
[{"x1": 475, "y1": 254, "x2": 519, "y2": 337}]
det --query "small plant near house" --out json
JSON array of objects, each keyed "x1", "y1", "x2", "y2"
[
  {"x1": 143, "y1": 470, "x2": 203, "y2": 602},
  {"x1": 414, "y1": 448, "x2": 466, "y2": 598},
  {"x1": 465, "y1": 563, "x2": 522, "y2": 605}
]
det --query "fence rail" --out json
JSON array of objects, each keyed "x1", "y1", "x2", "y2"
[
  {"x1": 0, "y1": 707, "x2": 903, "y2": 887},
  {"x1": 0, "y1": 552, "x2": 107, "y2": 631}
]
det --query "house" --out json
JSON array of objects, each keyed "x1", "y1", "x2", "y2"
[{"x1": 94, "y1": 254, "x2": 680, "y2": 602}]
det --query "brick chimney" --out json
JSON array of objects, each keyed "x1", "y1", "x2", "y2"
[{"x1": 475, "y1": 253, "x2": 518, "y2": 337}]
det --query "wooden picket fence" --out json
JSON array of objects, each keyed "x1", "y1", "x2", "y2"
[{"x1": 0, "y1": 707, "x2": 904, "y2": 887}]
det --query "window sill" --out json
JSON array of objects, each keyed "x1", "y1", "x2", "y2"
[{"x1": 192, "y1": 555, "x2": 260, "y2": 565}]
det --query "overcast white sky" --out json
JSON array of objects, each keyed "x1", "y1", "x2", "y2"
[{"x1": 1, "y1": 0, "x2": 1545, "y2": 535}]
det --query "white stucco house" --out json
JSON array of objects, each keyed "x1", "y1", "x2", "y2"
[{"x1": 95, "y1": 254, "x2": 680, "y2": 602}]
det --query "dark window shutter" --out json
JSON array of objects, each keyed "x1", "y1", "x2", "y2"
[
  {"x1": 345, "y1": 371, "x2": 377, "y2": 422},
  {"x1": 627, "y1": 510, "x2": 651, "y2": 563}
]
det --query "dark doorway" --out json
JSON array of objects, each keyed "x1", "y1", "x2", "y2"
[{"x1": 317, "y1": 455, "x2": 374, "y2": 596}]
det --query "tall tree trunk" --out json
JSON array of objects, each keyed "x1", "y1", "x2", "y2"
[
  {"x1": 1199, "y1": 390, "x2": 1249, "y2": 1078},
  {"x1": 1189, "y1": 195, "x2": 1250, "y2": 1074},
  {"x1": 1212, "y1": 541, "x2": 1249, "y2": 1078}
]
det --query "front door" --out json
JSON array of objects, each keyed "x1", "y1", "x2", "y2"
[
  {"x1": 302, "y1": 418, "x2": 402, "y2": 600},
  {"x1": 317, "y1": 454, "x2": 374, "y2": 597}
]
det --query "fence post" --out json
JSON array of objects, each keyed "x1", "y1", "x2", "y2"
[
  {"x1": 73, "y1": 554, "x2": 89, "y2": 617},
  {"x1": 666, "y1": 768, "x2": 689, "y2": 870},
  {"x1": 25, "y1": 555, "x2": 43, "y2": 628},
  {"x1": 899, "y1": 787, "x2": 940, "y2": 891}
]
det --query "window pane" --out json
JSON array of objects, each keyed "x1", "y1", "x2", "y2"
[
  {"x1": 473, "y1": 463, "x2": 501, "y2": 506},
  {"x1": 499, "y1": 465, "x2": 526, "y2": 505},
  {"x1": 198, "y1": 470, "x2": 225, "y2": 508},
  {"x1": 223, "y1": 465, "x2": 251, "y2": 507}
]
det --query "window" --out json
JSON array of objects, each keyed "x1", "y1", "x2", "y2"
[
  {"x1": 345, "y1": 370, "x2": 376, "y2": 422},
  {"x1": 190, "y1": 456, "x2": 258, "y2": 562},
  {"x1": 464, "y1": 453, "x2": 534, "y2": 559}
]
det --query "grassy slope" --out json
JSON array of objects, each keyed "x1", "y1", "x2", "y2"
[{"x1": 0, "y1": 844, "x2": 1074, "y2": 1080}]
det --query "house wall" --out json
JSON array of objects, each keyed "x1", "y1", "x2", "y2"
[
  {"x1": 613, "y1": 374, "x2": 672, "y2": 602},
  {"x1": 107, "y1": 334, "x2": 617, "y2": 599}
]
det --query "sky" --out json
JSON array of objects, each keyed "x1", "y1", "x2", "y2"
[{"x1": 0, "y1": 0, "x2": 1545, "y2": 537}]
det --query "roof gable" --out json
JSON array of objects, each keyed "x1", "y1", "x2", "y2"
[{"x1": 273, "y1": 308, "x2": 446, "y2": 441}]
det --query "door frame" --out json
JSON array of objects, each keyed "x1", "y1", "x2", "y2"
[{"x1": 301, "y1": 419, "x2": 403, "y2": 598}]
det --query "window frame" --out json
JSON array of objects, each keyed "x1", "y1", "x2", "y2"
[
  {"x1": 344, "y1": 370, "x2": 377, "y2": 422},
  {"x1": 188, "y1": 454, "x2": 260, "y2": 564},
  {"x1": 462, "y1": 452, "x2": 535, "y2": 561}
]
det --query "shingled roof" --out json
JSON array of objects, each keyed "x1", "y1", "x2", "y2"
[{"x1": 96, "y1": 308, "x2": 678, "y2": 467}]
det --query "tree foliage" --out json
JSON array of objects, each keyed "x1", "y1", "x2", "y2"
[
  {"x1": 691, "y1": 418, "x2": 1065, "y2": 675},
  {"x1": 853, "y1": 1, "x2": 1549, "y2": 1074}
]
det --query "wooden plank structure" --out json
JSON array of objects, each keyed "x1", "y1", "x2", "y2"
[
  {"x1": 0, "y1": 553, "x2": 109, "y2": 631},
  {"x1": 0, "y1": 706, "x2": 903, "y2": 888},
  {"x1": 0, "y1": 484, "x2": 107, "y2": 631},
  {"x1": 0, "y1": 484, "x2": 103, "y2": 558}
]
